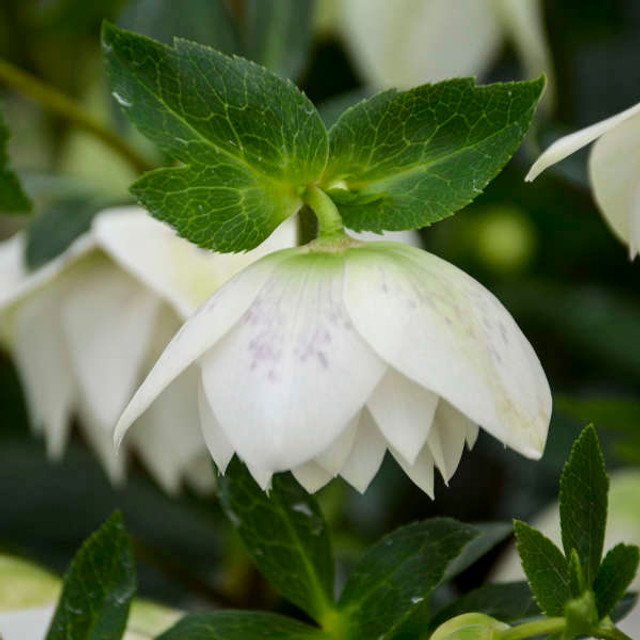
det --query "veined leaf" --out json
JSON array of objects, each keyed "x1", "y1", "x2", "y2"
[{"x1": 593, "y1": 544, "x2": 639, "y2": 619}]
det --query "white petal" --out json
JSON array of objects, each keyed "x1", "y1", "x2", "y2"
[
  {"x1": 466, "y1": 423, "x2": 480, "y2": 450},
  {"x1": 200, "y1": 252, "x2": 386, "y2": 472},
  {"x1": 114, "y1": 250, "x2": 291, "y2": 446},
  {"x1": 345, "y1": 244, "x2": 551, "y2": 460},
  {"x1": 12, "y1": 283, "x2": 75, "y2": 458},
  {"x1": 61, "y1": 257, "x2": 160, "y2": 433},
  {"x1": 197, "y1": 376, "x2": 234, "y2": 474},
  {"x1": 94, "y1": 207, "x2": 297, "y2": 319},
  {"x1": 314, "y1": 413, "x2": 359, "y2": 475},
  {"x1": 391, "y1": 445, "x2": 435, "y2": 498},
  {"x1": 366, "y1": 367, "x2": 438, "y2": 465},
  {"x1": 247, "y1": 464, "x2": 272, "y2": 491},
  {"x1": 129, "y1": 366, "x2": 205, "y2": 494},
  {"x1": 588, "y1": 111, "x2": 640, "y2": 257},
  {"x1": 427, "y1": 400, "x2": 475, "y2": 483},
  {"x1": 526, "y1": 101, "x2": 640, "y2": 181},
  {"x1": 292, "y1": 461, "x2": 333, "y2": 493},
  {"x1": 339, "y1": 410, "x2": 388, "y2": 493},
  {"x1": 340, "y1": 0, "x2": 501, "y2": 88},
  {"x1": 0, "y1": 605, "x2": 55, "y2": 640}
]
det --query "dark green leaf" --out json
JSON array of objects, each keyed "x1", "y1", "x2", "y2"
[
  {"x1": 444, "y1": 522, "x2": 513, "y2": 581},
  {"x1": 45, "y1": 511, "x2": 135, "y2": 640},
  {"x1": 593, "y1": 544, "x2": 639, "y2": 619},
  {"x1": 157, "y1": 611, "x2": 328, "y2": 640},
  {"x1": 514, "y1": 520, "x2": 571, "y2": 616},
  {"x1": 244, "y1": 0, "x2": 314, "y2": 80},
  {"x1": 102, "y1": 22, "x2": 328, "y2": 252},
  {"x1": 217, "y1": 459, "x2": 335, "y2": 623},
  {"x1": 611, "y1": 592, "x2": 638, "y2": 623},
  {"x1": 0, "y1": 107, "x2": 32, "y2": 214},
  {"x1": 559, "y1": 425, "x2": 609, "y2": 585},
  {"x1": 429, "y1": 582, "x2": 540, "y2": 632},
  {"x1": 119, "y1": 0, "x2": 239, "y2": 52},
  {"x1": 337, "y1": 518, "x2": 478, "y2": 638},
  {"x1": 25, "y1": 198, "x2": 106, "y2": 270},
  {"x1": 323, "y1": 77, "x2": 544, "y2": 232}
]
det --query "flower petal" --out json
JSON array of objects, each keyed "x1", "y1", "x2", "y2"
[
  {"x1": 345, "y1": 244, "x2": 551, "y2": 460},
  {"x1": 114, "y1": 250, "x2": 292, "y2": 446},
  {"x1": 391, "y1": 445, "x2": 435, "y2": 498},
  {"x1": 292, "y1": 461, "x2": 333, "y2": 493},
  {"x1": 197, "y1": 376, "x2": 234, "y2": 474},
  {"x1": 588, "y1": 111, "x2": 640, "y2": 258},
  {"x1": 339, "y1": 410, "x2": 388, "y2": 493},
  {"x1": 366, "y1": 367, "x2": 438, "y2": 465},
  {"x1": 526, "y1": 101, "x2": 640, "y2": 181},
  {"x1": 61, "y1": 257, "x2": 161, "y2": 433},
  {"x1": 94, "y1": 207, "x2": 298, "y2": 319},
  {"x1": 314, "y1": 413, "x2": 359, "y2": 475},
  {"x1": 200, "y1": 253, "x2": 386, "y2": 472}
]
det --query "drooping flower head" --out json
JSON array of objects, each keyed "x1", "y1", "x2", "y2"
[{"x1": 116, "y1": 235, "x2": 551, "y2": 495}]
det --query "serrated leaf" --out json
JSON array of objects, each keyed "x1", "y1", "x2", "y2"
[
  {"x1": 216, "y1": 459, "x2": 335, "y2": 623},
  {"x1": 244, "y1": 0, "x2": 314, "y2": 80},
  {"x1": 514, "y1": 520, "x2": 571, "y2": 617},
  {"x1": 102, "y1": 22, "x2": 328, "y2": 252},
  {"x1": 428, "y1": 582, "x2": 540, "y2": 632},
  {"x1": 593, "y1": 544, "x2": 640, "y2": 619},
  {"x1": 323, "y1": 77, "x2": 544, "y2": 233},
  {"x1": 0, "y1": 107, "x2": 32, "y2": 214},
  {"x1": 559, "y1": 424, "x2": 609, "y2": 586},
  {"x1": 45, "y1": 511, "x2": 135, "y2": 640},
  {"x1": 337, "y1": 518, "x2": 478, "y2": 638},
  {"x1": 156, "y1": 611, "x2": 328, "y2": 640}
]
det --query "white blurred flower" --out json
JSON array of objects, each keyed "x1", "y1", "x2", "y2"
[
  {"x1": 0, "y1": 554, "x2": 180, "y2": 640},
  {"x1": 526, "y1": 101, "x2": 640, "y2": 259},
  {"x1": 117, "y1": 238, "x2": 551, "y2": 495},
  {"x1": 0, "y1": 206, "x2": 297, "y2": 492},
  {"x1": 337, "y1": 0, "x2": 553, "y2": 95}
]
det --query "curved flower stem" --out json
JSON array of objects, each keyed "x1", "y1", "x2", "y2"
[
  {"x1": 497, "y1": 617, "x2": 565, "y2": 639},
  {"x1": 302, "y1": 185, "x2": 347, "y2": 240},
  {"x1": 0, "y1": 56, "x2": 154, "y2": 175}
]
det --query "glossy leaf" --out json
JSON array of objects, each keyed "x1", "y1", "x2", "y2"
[
  {"x1": 45, "y1": 511, "x2": 135, "y2": 640},
  {"x1": 559, "y1": 424, "x2": 609, "y2": 585},
  {"x1": 593, "y1": 544, "x2": 640, "y2": 619},
  {"x1": 217, "y1": 459, "x2": 335, "y2": 623},
  {"x1": 0, "y1": 108, "x2": 31, "y2": 214},
  {"x1": 514, "y1": 520, "x2": 571, "y2": 617},
  {"x1": 323, "y1": 77, "x2": 544, "y2": 233},
  {"x1": 337, "y1": 518, "x2": 478, "y2": 638},
  {"x1": 102, "y1": 22, "x2": 328, "y2": 252}
]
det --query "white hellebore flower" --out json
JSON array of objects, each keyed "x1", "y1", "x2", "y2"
[
  {"x1": 116, "y1": 238, "x2": 551, "y2": 495},
  {"x1": 0, "y1": 206, "x2": 297, "y2": 493},
  {"x1": 338, "y1": 0, "x2": 553, "y2": 94},
  {"x1": 527, "y1": 101, "x2": 640, "y2": 258}
]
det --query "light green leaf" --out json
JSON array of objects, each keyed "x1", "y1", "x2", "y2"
[
  {"x1": 323, "y1": 77, "x2": 544, "y2": 232},
  {"x1": 156, "y1": 611, "x2": 328, "y2": 640},
  {"x1": 593, "y1": 544, "x2": 640, "y2": 619},
  {"x1": 0, "y1": 107, "x2": 32, "y2": 214},
  {"x1": 102, "y1": 22, "x2": 328, "y2": 252},
  {"x1": 559, "y1": 425, "x2": 609, "y2": 586},
  {"x1": 216, "y1": 459, "x2": 335, "y2": 624},
  {"x1": 337, "y1": 518, "x2": 478, "y2": 638},
  {"x1": 514, "y1": 520, "x2": 571, "y2": 617},
  {"x1": 244, "y1": 0, "x2": 314, "y2": 80},
  {"x1": 45, "y1": 511, "x2": 135, "y2": 640}
]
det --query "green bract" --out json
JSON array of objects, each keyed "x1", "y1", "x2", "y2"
[{"x1": 102, "y1": 23, "x2": 544, "y2": 253}]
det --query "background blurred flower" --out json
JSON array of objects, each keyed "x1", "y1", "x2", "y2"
[
  {"x1": 0, "y1": 206, "x2": 297, "y2": 492},
  {"x1": 527, "y1": 101, "x2": 640, "y2": 258},
  {"x1": 335, "y1": 0, "x2": 553, "y2": 97},
  {"x1": 117, "y1": 240, "x2": 551, "y2": 495}
]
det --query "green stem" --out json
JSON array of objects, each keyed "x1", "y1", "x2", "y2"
[
  {"x1": 497, "y1": 617, "x2": 565, "y2": 640},
  {"x1": 302, "y1": 185, "x2": 346, "y2": 239},
  {"x1": 0, "y1": 57, "x2": 154, "y2": 174},
  {"x1": 592, "y1": 627, "x2": 634, "y2": 640}
]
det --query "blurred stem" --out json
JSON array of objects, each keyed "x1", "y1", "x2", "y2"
[
  {"x1": 592, "y1": 628, "x2": 633, "y2": 640},
  {"x1": 0, "y1": 57, "x2": 154, "y2": 174},
  {"x1": 498, "y1": 617, "x2": 564, "y2": 639}
]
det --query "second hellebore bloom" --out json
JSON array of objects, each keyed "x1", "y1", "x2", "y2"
[{"x1": 117, "y1": 238, "x2": 551, "y2": 495}]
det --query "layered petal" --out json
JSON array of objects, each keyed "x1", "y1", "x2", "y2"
[
  {"x1": 589, "y1": 111, "x2": 640, "y2": 257},
  {"x1": 526, "y1": 101, "x2": 640, "y2": 181},
  {"x1": 344, "y1": 243, "x2": 551, "y2": 460},
  {"x1": 199, "y1": 251, "x2": 387, "y2": 472}
]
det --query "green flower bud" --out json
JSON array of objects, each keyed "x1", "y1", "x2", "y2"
[{"x1": 430, "y1": 612, "x2": 510, "y2": 639}]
